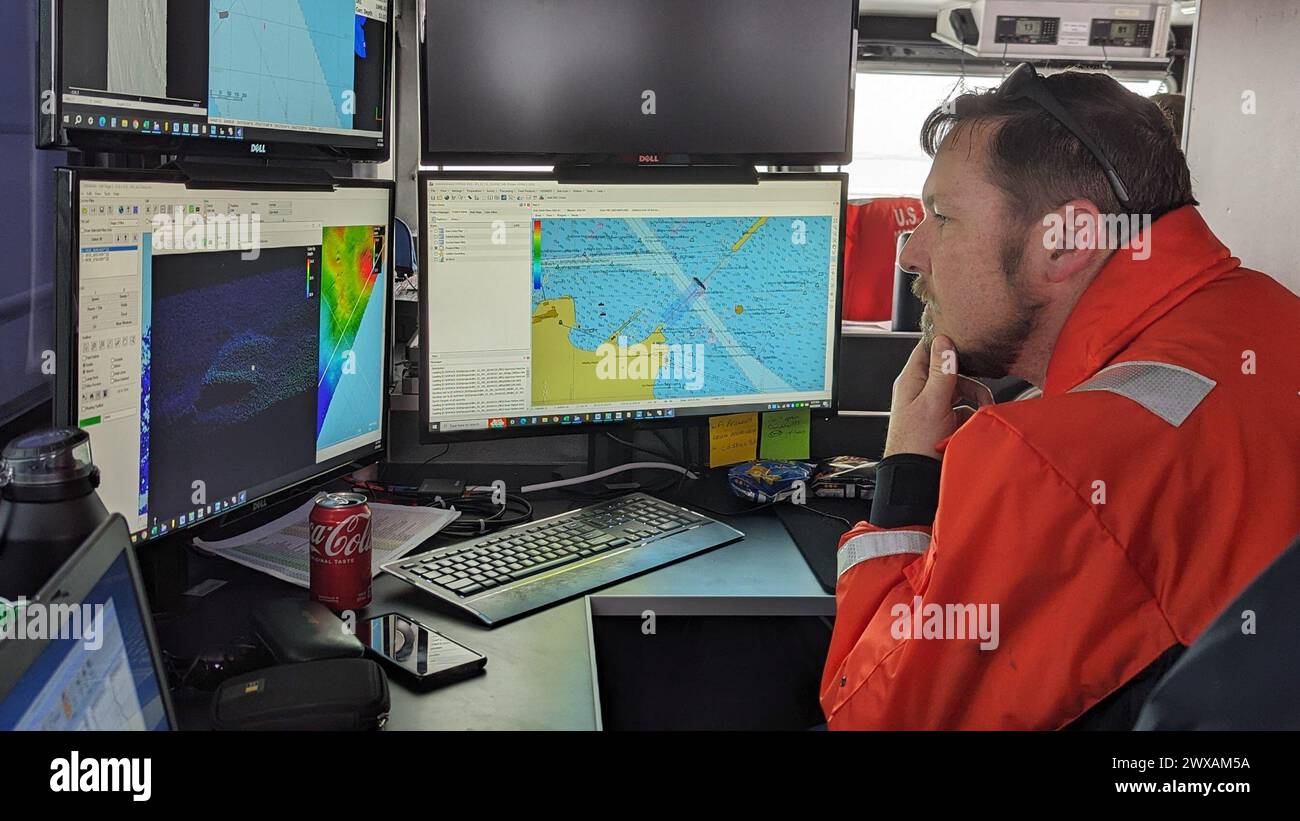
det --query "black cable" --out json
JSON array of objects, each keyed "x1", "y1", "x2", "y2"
[
  {"x1": 651, "y1": 428, "x2": 688, "y2": 465},
  {"x1": 431, "y1": 490, "x2": 533, "y2": 538},
  {"x1": 603, "y1": 431, "x2": 685, "y2": 469},
  {"x1": 421, "y1": 444, "x2": 451, "y2": 466},
  {"x1": 792, "y1": 503, "x2": 853, "y2": 528}
]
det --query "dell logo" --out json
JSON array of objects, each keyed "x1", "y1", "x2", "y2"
[
  {"x1": 250, "y1": 143, "x2": 268, "y2": 154},
  {"x1": 638, "y1": 154, "x2": 660, "y2": 164}
]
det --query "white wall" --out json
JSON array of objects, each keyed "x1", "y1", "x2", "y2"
[{"x1": 1184, "y1": 0, "x2": 1300, "y2": 294}]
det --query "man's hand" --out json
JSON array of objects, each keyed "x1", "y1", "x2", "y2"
[{"x1": 883, "y1": 335, "x2": 962, "y2": 460}]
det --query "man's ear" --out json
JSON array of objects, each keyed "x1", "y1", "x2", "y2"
[{"x1": 1036, "y1": 199, "x2": 1110, "y2": 284}]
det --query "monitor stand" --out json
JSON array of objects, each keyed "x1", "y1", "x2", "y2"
[
  {"x1": 555, "y1": 163, "x2": 758, "y2": 186},
  {"x1": 170, "y1": 157, "x2": 340, "y2": 191},
  {"x1": 136, "y1": 484, "x2": 328, "y2": 616}
]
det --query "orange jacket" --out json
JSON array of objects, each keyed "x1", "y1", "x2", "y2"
[{"x1": 822, "y1": 206, "x2": 1300, "y2": 729}]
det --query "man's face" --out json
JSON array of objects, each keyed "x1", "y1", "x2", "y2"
[{"x1": 898, "y1": 124, "x2": 1046, "y2": 379}]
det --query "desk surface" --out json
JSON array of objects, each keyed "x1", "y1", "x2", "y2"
[{"x1": 161, "y1": 470, "x2": 836, "y2": 730}]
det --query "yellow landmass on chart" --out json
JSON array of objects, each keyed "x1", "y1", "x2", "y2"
[{"x1": 531, "y1": 297, "x2": 669, "y2": 406}]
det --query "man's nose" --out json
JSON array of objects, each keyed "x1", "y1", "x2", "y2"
[{"x1": 898, "y1": 221, "x2": 929, "y2": 276}]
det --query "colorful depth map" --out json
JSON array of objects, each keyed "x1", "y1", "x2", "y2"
[
  {"x1": 208, "y1": 0, "x2": 356, "y2": 131},
  {"x1": 317, "y1": 225, "x2": 384, "y2": 450},
  {"x1": 530, "y1": 216, "x2": 832, "y2": 406}
]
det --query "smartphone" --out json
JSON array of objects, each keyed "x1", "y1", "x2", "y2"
[{"x1": 361, "y1": 612, "x2": 486, "y2": 686}]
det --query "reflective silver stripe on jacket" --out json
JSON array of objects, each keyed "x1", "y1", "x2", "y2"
[
  {"x1": 1069, "y1": 360, "x2": 1216, "y2": 427},
  {"x1": 837, "y1": 530, "x2": 930, "y2": 580}
]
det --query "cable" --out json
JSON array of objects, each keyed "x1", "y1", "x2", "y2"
[
  {"x1": 420, "y1": 444, "x2": 451, "y2": 466},
  {"x1": 604, "y1": 431, "x2": 684, "y2": 468},
  {"x1": 432, "y1": 489, "x2": 532, "y2": 537},
  {"x1": 551, "y1": 467, "x2": 687, "y2": 503},
  {"x1": 506, "y1": 461, "x2": 698, "y2": 494},
  {"x1": 792, "y1": 503, "x2": 853, "y2": 528}
]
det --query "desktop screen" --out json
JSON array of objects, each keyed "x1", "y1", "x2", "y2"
[
  {"x1": 67, "y1": 174, "x2": 390, "y2": 543},
  {"x1": 420, "y1": 174, "x2": 844, "y2": 438},
  {"x1": 421, "y1": 0, "x2": 856, "y2": 163},
  {"x1": 50, "y1": 0, "x2": 390, "y2": 155},
  {"x1": 0, "y1": 552, "x2": 169, "y2": 731}
]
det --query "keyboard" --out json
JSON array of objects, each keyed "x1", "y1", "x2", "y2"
[{"x1": 381, "y1": 493, "x2": 744, "y2": 626}]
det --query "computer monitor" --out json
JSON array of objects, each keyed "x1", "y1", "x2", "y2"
[
  {"x1": 38, "y1": 0, "x2": 392, "y2": 160},
  {"x1": 0, "y1": 515, "x2": 176, "y2": 730},
  {"x1": 55, "y1": 168, "x2": 392, "y2": 543},
  {"x1": 585, "y1": 595, "x2": 834, "y2": 730},
  {"x1": 418, "y1": 171, "x2": 845, "y2": 442},
  {"x1": 420, "y1": 0, "x2": 858, "y2": 165}
]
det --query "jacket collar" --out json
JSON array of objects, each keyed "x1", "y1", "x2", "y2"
[{"x1": 1042, "y1": 206, "x2": 1237, "y2": 396}]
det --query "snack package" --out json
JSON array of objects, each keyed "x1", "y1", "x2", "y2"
[
  {"x1": 727, "y1": 460, "x2": 814, "y2": 503},
  {"x1": 812, "y1": 455, "x2": 877, "y2": 499}
]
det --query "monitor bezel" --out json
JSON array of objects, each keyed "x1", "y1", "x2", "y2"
[
  {"x1": 416, "y1": 0, "x2": 859, "y2": 167},
  {"x1": 417, "y1": 169, "x2": 846, "y2": 445},
  {"x1": 36, "y1": 0, "x2": 395, "y2": 162},
  {"x1": 0, "y1": 514, "x2": 179, "y2": 730},
  {"x1": 53, "y1": 166, "x2": 395, "y2": 544}
]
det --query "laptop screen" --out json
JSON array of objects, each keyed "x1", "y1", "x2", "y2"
[{"x1": 0, "y1": 551, "x2": 171, "y2": 731}]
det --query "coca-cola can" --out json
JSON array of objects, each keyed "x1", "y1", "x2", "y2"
[{"x1": 309, "y1": 492, "x2": 373, "y2": 612}]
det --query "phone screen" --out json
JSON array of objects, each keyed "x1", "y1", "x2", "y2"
[{"x1": 363, "y1": 614, "x2": 483, "y2": 679}]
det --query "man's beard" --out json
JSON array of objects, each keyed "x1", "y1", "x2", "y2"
[{"x1": 914, "y1": 238, "x2": 1045, "y2": 379}]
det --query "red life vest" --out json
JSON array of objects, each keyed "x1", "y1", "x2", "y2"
[{"x1": 842, "y1": 197, "x2": 923, "y2": 322}]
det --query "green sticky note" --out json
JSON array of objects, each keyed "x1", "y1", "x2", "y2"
[{"x1": 760, "y1": 409, "x2": 811, "y2": 460}]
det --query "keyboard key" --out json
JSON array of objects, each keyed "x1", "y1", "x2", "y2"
[{"x1": 504, "y1": 555, "x2": 572, "y2": 580}]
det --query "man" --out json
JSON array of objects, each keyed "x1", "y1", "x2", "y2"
[{"x1": 822, "y1": 65, "x2": 1300, "y2": 730}]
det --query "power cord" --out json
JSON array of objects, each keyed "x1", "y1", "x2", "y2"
[
  {"x1": 347, "y1": 479, "x2": 534, "y2": 538},
  {"x1": 432, "y1": 489, "x2": 533, "y2": 538}
]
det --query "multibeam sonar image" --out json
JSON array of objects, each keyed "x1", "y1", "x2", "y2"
[
  {"x1": 317, "y1": 225, "x2": 385, "y2": 451},
  {"x1": 147, "y1": 246, "x2": 319, "y2": 520}
]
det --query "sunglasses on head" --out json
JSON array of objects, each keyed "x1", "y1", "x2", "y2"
[{"x1": 999, "y1": 62, "x2": 1133, "y2": 211}]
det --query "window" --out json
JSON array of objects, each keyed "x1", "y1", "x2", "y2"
[{"x1": 833, "y1": 71, "x2": 1167, "y2": 199}]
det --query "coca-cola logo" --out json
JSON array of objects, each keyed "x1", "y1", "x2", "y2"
[{"x1": 310, "y1": 512, "x2": 372, "y2": 559}]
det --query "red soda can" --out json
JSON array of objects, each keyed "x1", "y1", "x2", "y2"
[{"x1": 309, "y1": 493, "x2": 373, "y2": 612}]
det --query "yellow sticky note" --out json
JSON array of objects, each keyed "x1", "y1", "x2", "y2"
[
  {"x1": 760, "y1": 409, "x2": 811, "y2": 461},
  {"x1": 708, "y1": 412, "x2": 759, "y2": 468}
]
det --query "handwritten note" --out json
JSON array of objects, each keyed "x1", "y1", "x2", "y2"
[
  {"x1": 760, "y1": 409, "x2": 811, "y2": 461},
  {"x1": 708, "y1": 412, "x2": 759, "y2": 467}
]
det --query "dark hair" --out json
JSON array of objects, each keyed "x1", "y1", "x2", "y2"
[
  {"x1": 920, "y1": 71, "x2": 1196, "y2": 225},
  {"x1": 1149, "y1": 92, "x2": 1186, "y2": 143}
]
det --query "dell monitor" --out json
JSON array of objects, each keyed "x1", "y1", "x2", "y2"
[
  {"x1": 55, "y1": 168, "x2": 392, "y2": 544},
  {"x1": 38, "y1": 0, "x2": 393, "y2": 160},
  {"x1": 418, "y1": 171, "x2": 845, "y2": 442},
  {"x1": 420, "y1": 0, "x2": 858, "y2": 165},
  {"x1": 0, "y1": 515, "x2": 176, "y2": 731}
]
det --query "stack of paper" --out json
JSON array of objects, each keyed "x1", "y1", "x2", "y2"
[{"x1": 194, "y1": 500, "x2": 459, "y2": 587}]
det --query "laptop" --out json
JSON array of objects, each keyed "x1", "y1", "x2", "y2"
[
  {"x1": 0, "y1": 514, "x2": 176, "y2": 730},
  {"x1": 584, "y1": 595, "x2": 835, "y2": 730}
]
